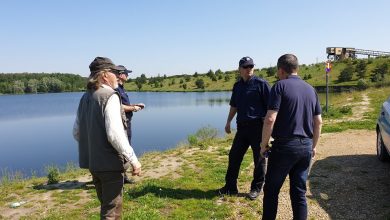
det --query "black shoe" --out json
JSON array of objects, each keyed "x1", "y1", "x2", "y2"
[
  {"x1": 124, "y1": 176, "x2": 135, "y2": 184},
  {"x1": 247, "y1": 190, "x2": 260, "y2": 200},
  {"x1": 218, "y1": 186, "x2": 238, "y2": 196}
]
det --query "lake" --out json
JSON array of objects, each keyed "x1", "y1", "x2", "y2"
[
  {"x1": 0, "y1": 92, "x2": 233, "y2": 178},
  {"x1": 0, "y1": 90, "x2": 338, "y2": 178}
]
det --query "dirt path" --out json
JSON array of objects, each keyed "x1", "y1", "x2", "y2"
[
  {"x1": 271, "y1": 130, "x2": 390, "y2": 220},
  {"x1": 329, "y1": 93, "x2": 372, "y2": 123}
]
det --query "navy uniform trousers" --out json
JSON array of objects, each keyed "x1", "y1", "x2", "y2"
[{"x1": 225, "y1": 120, "x2": 266, "y2": 192}]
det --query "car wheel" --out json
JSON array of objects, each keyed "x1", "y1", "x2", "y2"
[{"x1": 377, "y1": 130, "x2": 390, "y2": 162}]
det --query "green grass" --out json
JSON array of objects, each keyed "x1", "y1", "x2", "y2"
[{"x1": 321, "y1": 86, "x2": 390, "y2": 132}]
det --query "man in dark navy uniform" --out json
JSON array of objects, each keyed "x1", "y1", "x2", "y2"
[
  {"x1": 115, "y1": 65, "x2": 145, "y2": 184},
  {"x1": 219, "y1": 56, "x2": 271, "y2": 200},
  {"x1": 260, "y1": 54, "x2": 322, "y2": 220}
]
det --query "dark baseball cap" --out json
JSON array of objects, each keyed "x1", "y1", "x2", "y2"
[
  {"x1": 89, "y1": 57, "x2": 123, "y2": 75},
  {"x1": 116, "y1": 65, "x2": 132, "y2": 75},
  {"x1": 239, "y1": 56, "x2": 255, "y2": 67}
]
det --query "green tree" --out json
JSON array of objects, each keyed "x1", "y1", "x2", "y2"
[
  {"x1": 38, "y1": 77, "x2": 49, "y2": 93},
  {"x1": 47, "y1": 77, "x2": 65, "y2": 92},
  {"x1": 206, "y1": 69, "x2": 214, "y2": 78},
  {"x1": 193, "y1": 72, "x2": 198, "y2": 77},
  {"x1": 26, "y1": 79, "x2": 39, "y2": 93},
  {"x1": 215, "y1": 69, "x2": 223, "y2": 75},
  {"x1": 13, "y1": 80, "x2": 25, "y2": 94},
  {"x1": 355, "y1": 60, "x2": 367, "y2": 79},
  {"x1": 370, "y1": 63, "x2": 389, "y2": 82},
  {"x1": 338, "y1": 65, "x2": 354, "y2": 82},
  {"x1": 195, "y1": 79, "x2": 205, "y2": 89},
  {"x1": 136, "y1": 82, "x2": 143, "y2": 91},
  {"x1": 266, "y1": 67, "x2": 277, "y2": 77},
  {"x1": 374, "y1": 63, "x2": 389, "y2": 78},
  {"x1": 0, "y1": 82, "x2": 11, "y2": 93}
]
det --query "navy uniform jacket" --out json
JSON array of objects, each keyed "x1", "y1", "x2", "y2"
[{"x1": 230, "y1": 75, "x2": 271, "y2": 123}]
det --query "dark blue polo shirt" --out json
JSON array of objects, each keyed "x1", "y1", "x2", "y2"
[
  {"x1": 115, "y1": 84, "x2": 133, "y2": 120},
  {"x1": 268, "y1": 75, "x2": 321, "y2": 139},
  {"x1": 230, "y1": 76, "x2": 271, "y2": 123}
]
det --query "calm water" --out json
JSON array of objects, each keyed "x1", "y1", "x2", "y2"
[
  {"x1": 0, "y1": 91, "x2": 338, "y2": 178},
  {"x1": 0, "y1": 92, "x2": 232, "y2": 177}
]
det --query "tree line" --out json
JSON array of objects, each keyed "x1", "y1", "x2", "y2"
[
  {"x1": 337, "y1": 58, "x2": 390, "y2": 89},
  {"x1": 0, "y1": 73, "x2": 86, "y2": 94}
]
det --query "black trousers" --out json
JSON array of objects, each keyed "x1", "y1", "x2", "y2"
[
  {"x1": 126, "y1": 120, "x2": 132, "y2": 144},
  {"x1": 225, "y1": 120, "x2": 266, "y2": 192}
]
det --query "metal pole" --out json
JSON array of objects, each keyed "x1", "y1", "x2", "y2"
[{"x1": 326, "y1": 72, "x2": 329, "y2": 112}]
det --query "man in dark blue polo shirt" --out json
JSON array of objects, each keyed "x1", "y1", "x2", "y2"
[
  {"x1": 219, "y1": 56, "x2": 271, "y2": 200},
  {"x1": 260, "y1": 54, "x2": 322, "y2": 220},
  {"x1": 115, "y1": 65, "x2": 145, "y2": 184}
]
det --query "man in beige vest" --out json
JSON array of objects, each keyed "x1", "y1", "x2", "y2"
[{"x1": 73, "y1": 57, "x2": 141, "y2": 219}]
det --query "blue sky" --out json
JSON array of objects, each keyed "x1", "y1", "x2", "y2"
[{"x1": 0, "y1": 0, "x2": 389, "y2": 77}]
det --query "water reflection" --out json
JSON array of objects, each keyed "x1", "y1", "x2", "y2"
[{"x1": 195, "y1": 98, "x2": 230, "y2": 106}]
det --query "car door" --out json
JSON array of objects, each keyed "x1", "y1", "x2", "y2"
[{"x1": 379, "y1": 97, "x2": 390, "y2": 149}]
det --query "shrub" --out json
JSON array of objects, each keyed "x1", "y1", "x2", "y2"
[
  {"x1": 338, "y1": 65, "x2": 354, "y2": 82},
  {"x1": 357, "y1": 79, "x2": 369, "y2": 90},
  {"x1": 266, "y1": 67, "x2": 276, "y2": 77},
  {"x1": 195, "y1": 79, "x2": 205, "y2": 89},
  {"x1": 195, "y1": 126, "x2": 218, "y2": 141},
  {"x1": 187, "y1": 126, "x2": 219, "y2": 149},
  {"x1": 339, "y1": 106, "x2": 352, "y2": 114},
  {"x1": 187, "y1": 135, "x2": 198, "y2": 146},
  {"x1": 46, "y1": 165, "x2": 60, "y2": 185}
]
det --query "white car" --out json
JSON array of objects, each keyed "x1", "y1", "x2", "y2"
[{"x1": 377, "y1": 96, "x2": 390, "y2": 161}]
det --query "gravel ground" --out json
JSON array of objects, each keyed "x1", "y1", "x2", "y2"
[{"x1": 273, "y1": 130, "x2": 390, "y2": 220}]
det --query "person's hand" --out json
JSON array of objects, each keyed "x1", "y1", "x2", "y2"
[
  {"x1": 312, "y1": 147, "x2": 316, "y2": 158},
  {"x1": 131, "y1": 161, "x2": 142, "y2": 176},
  {"x1": 225, "y1": 122, "x2": 231, "y2": 134},
  {"x1": 260, "y1": 143, "x2": 270, "y2": 158},
  {"x1": 133, "y1": 105, "x2": 142, "y2": 112},
  {"x1": 132, "y1": 166, "x2": 141, "y2": 176},
  {"x1": 136, "y1": 103, "x2": 145, "y2": 109}
]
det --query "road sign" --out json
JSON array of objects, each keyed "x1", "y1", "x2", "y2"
[{"x1": 326, "y1": 61, "x2": 332, "y2": 73}]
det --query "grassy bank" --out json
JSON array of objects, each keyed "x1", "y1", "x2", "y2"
[
  {"x1": 125, "y1": 57, "x2": 390, "y2": 92},
  {"x1": 1, "y1": 132, "x2": 260, "y2": 219},
  {"x1": 321, "y1": 86, "x2": 390, "y2": 132}
]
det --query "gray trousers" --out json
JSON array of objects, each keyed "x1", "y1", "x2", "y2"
[{"x1": 91, "y1": 171, "x2": 124, "y2": 220}]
